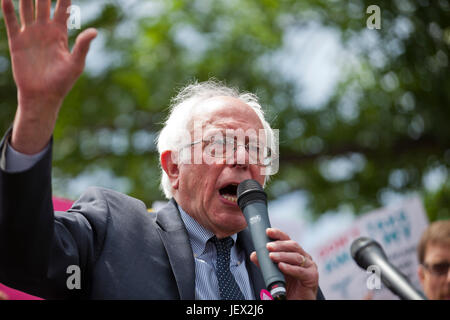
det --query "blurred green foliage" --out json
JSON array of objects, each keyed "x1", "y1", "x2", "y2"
[{"x1": 0, "y1": 0, "x2": 449, "y2": 221}]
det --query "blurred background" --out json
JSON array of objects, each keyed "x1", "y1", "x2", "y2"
[{"x1": 0, "y1": 0, "x2": 449, "y2": 299}]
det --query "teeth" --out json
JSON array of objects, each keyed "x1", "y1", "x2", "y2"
[{"x1": 223, "y1": 194, "x2": 237, "y2": 203}]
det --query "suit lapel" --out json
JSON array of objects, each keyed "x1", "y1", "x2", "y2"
[
  {"x1": 237, "y1": 228, "x2": 266, "y2": 300},
  {"x1": 155, "y1": 199, "x2": 195, "y2": 300}
]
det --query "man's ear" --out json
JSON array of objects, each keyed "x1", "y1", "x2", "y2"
[
  {"x1": 160, "y1": 150, "x2": 180, "y2": 190},
  {"x1": 417, "y1": 265, "x2": 425, "y2": 286}
]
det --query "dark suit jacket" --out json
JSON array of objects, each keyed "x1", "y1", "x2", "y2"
[{"x1": 0, "y1": 129, "x2": 324, "y2": 300}]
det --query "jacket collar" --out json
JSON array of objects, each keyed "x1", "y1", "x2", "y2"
[{"x1": 155, "y1": 198, "x2": 196, "y2": 300}]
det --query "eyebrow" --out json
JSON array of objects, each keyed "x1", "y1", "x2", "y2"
[{"x1": 425, "y1": 259, "x2": 450, "y2": 266}]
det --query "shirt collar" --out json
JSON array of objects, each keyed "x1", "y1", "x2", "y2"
[{"x1": 178, "y1": 205, "x2": 238, "y2": 256}]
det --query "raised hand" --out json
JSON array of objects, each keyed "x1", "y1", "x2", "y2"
[{"x1": 1, "y1": 0, "x2": 97, "y2": 154}]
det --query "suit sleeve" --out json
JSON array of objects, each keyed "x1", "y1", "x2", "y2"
[
  {"x1": 4, "y1": 139, "x2": 49, "y2": 173},
  {"x1": 316, "y1": 287, "x2": 326, "y2": 300},
  {"x1": 0, "y1": 128, "x2": 108, "y2": 299}
]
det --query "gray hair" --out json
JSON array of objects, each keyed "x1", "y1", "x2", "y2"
[{"x1": 156, "y1": 79, "x2": 276, "y2": 199}]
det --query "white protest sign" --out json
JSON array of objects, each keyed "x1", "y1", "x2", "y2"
[{"x1": 310, "y1": 196, "x2": 429, "y2": 299}]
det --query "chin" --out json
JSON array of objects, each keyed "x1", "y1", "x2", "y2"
[{"x1": 215, "y1": 212, "x2": 247, "y2": 233}]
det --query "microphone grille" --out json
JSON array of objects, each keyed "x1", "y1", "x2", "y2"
[
  {"x1": 350, "y1": 237, "x2": 386, "y2": 270},
  {"x1": 237, "y1": 179, "x2": 264, "y2": 197},
  {"x1": 237, "y1": 179, "x2": 267, "y2": 209},
  {"x1": 350, "y1": 237, "x2": 374, "y2": 260}
]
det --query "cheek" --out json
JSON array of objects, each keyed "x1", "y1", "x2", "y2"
[
  {"x1": 186, "y1": 165, "x2": 220, "y2": 198},
  {"x1": 205, "y1": 167, "x2": 222, "y2": 197},
  {"x1": 427, "y1": 277, "x2": 442, "y2": 290},
  {"x1": 251, "y1": 168, "x2": 266, "y2": 185},
  {"x1": 179, "y1": 165, "x2": 202, "y2": 196}
]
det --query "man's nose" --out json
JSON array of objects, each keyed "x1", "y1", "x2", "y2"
[{"x1": 231, "y1": 144, "x2": 250, "y2": 167}]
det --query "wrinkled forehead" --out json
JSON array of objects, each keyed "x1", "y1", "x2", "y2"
[
  {"x1": 187, "y1": 96, "x2": 265, "y2": 133},
  {"x1": 424, "y1": 242, "x2": 450, "y2": 263}
]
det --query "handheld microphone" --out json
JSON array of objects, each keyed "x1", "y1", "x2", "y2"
[
  {"x1": 350, "y1": 237, "x2": 426, "y2": 300},
  {"x1": 237, "y1": 179, "x2": 286, "y2": 300}
]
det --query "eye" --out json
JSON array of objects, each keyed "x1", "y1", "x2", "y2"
[
  {"x1": 432, "y1": 262, "x2": 450, "y2": 275},
  {"x1": 205, "y1": 138, "x2": 225, "y2": 157}
]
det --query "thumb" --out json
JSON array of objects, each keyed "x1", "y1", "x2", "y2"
[
  {"x1": 250, "y1": 251, "x2": 260, "y2": 268},
  {"x1": 71, "y1": 28, "x2": 98, "y2": 70}
]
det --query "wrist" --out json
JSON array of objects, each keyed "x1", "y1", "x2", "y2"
[
  {"x1": 11, "y1": 105, "x2": 57, "y2": 155},
  {"x1": 17, "y1": 91, "x2": 63, "y2": 115}
]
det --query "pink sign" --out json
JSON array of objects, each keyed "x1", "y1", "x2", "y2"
[{"x1": 0, "y1": 197, "x2": 74, "y2": 300}]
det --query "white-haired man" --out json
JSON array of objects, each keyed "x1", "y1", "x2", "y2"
[{"x1": 0, "y1": 0, "x2": 322, "y2": 300}]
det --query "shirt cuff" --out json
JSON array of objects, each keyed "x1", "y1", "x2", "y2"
[{"x1": 4, "y1": 142, "x2": 50, "y2": 173}]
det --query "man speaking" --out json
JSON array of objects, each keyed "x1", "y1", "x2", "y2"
[{"x1": 0, "y1": 0, "x2": 323, "y2": 300}]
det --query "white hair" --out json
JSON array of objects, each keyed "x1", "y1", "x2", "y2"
[{"x1": 156, "y1": 79, "x2": 276, "y2": 199}]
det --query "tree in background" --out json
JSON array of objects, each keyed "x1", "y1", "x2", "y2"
[{"x1": 0, "y1": 0, "x2": 448, "y2": 221}]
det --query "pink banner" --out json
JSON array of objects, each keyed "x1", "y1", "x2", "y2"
[{"x1": 0, "y1": 197, "x2": 74, "y2": 300}]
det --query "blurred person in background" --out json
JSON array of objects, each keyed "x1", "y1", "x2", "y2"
[{"x1": 417, "y1": 220, "x2": 450, "y2": 300}]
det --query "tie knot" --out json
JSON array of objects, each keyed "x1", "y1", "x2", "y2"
[{"x1": 211, "y1": 236, "x2": 234, "y2": 253}]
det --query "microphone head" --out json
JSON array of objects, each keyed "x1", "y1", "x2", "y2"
[
  {"x1": 237, "y1": 179, "x2": 267, "y2": 209},
  {"x1": 350, "y1": 237, "x2": 387, "y2": 269}
]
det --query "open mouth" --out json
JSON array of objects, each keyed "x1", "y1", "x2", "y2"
[{"x1": 219, "y1": 183, "x2": 238, "y2": 204}]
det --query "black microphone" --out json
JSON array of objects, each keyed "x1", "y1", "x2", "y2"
[
  {"x1": 237, "y1": 179, "x2": 286, "y2": 300},
  {"x1": 350, "y1": 237, "x2": 426, "y2": 300}
]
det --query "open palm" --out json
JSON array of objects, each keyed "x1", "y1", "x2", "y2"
[
  {"x1": 2, "y1": 0, "x2": 97, "y2": 105},
  {"x1": 1, "y1": 0, "x2": 97, "y2": 154}
]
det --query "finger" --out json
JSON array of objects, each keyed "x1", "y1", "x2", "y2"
[
  {"x1": 250, "y1": 251, "x2": 260, "y2": 268},
  {"x1": 20, "y1": 0, "x2": 34, "y2": 27},
  {"x1": 267, "y1": 228, "x2": 291, "y2": 241},
  {"x1": 53, "y1": 0, "x2": 70, "y2": 25},
  {"x1": 278, "y1": 262, "x2": 318, "y2": 286},
  {"x1": 35, "y1": 0, "x2": 50, "y2": 22},
  {"x1": 267, "y1": 240, "x2": 312, "y2": 259},
  {"x1": 2, "y1": 0, "x2": 20, "y2": 38},
  {"x1": 269, "y1": 252, "x2": 311, "y2": 268},
  {"x1": 71, "y1": 28, "x2": 97, "y2": 70}
]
